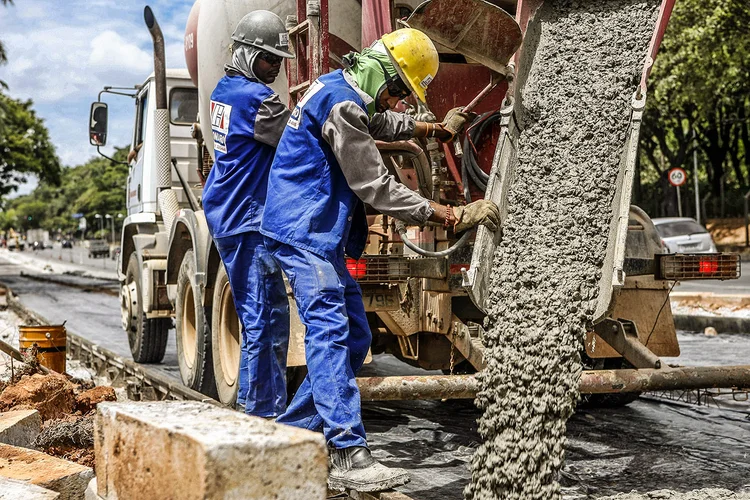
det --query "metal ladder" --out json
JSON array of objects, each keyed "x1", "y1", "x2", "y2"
[{"x1": 286, "y1": 0, "x2": 330, "y2": 106}]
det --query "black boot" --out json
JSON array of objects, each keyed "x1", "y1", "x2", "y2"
[{"x1": 328, "y1": 446, "x2": 410, "y2": 492}]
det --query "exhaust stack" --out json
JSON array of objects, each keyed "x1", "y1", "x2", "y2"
[{"x1": 144, "y1": 6, "x2": 180, "y2": 234}]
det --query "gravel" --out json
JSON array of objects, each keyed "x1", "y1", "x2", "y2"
[{"x1": 465, "y1": 1, "x2": 659, "y2": 498}]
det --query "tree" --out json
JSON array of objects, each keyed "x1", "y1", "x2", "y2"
[
  {"x1": 639, "y1": 0, "x2": 750, "y2": 217},
  {"x1": 0, "y1": 93, "x2": 62, "y2": 200},
  {"x1": 0, "y1": 0, "x2": 14, "y2": 88},
  {"x1": 1, "y1": 147, "x2": 129, "y2": 234}
]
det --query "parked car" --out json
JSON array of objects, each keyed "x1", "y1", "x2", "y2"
[
  {"x1": 652, "y1": 217, "x2": 717, "y2": 253},
  {"x1": 85, "y1": 239, "x2": 110, "y2": 259}
]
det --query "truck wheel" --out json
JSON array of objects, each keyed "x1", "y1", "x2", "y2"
[
  {"x1": 175, "y1": 249, "x2": 218, "y2": 397},
  {"x1": 211, "y1": 263, "x2": 241, "y2": 405},
  {"x1": 122, "y1": 254, "x2": 169, "y2": 363}
]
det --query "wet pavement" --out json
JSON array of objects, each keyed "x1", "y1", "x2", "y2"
[{"x1": 0, "y1": 251, "x2": 748, "y2": 499}]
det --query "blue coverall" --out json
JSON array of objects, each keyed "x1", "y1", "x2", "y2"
[
  {"x1": 203, "y1": 74, "x2": 290, "y2": 417},
  {"x1": 261, "y1": 70, "x2": 383, "y2": 448}
]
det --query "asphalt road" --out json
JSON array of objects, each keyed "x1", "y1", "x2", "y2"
[
  {"x1": 11, "y1": 242, "x2": 118, "y2": 279},
  {"x1": 1, "y1": 251, "x2": 748, "y2": 499}
]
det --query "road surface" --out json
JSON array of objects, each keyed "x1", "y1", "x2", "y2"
[{"x1": 1, "y1": 250, "x2": 748, "y2": 499}]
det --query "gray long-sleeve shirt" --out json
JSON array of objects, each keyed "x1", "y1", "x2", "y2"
[
  {"x1": 320, "y1": 74, "x2": 434, "y2": 225},
  {"x1": 253, "y1": 93, "x2": 290, "y2": 147}
]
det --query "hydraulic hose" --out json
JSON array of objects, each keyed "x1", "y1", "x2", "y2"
[
  {"x1": 461, "y1": 111, "x2": 501, "y2": 195},
  {"x1": 395, "y1": 219, "x2": 472, "y2": 258}
]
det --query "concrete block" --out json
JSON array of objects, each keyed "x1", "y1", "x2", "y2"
[
  {"x1": 0, "y1": 443, "x2": 93, "y2": 500},
  {"x1": 0, "y1": 409, "x2": 42, "y2": 448},
  {"x1": 0, "y1": 476, "x2": 60, "y2": 499},
  {"x1": 95, "y1": 401, "x2": 328, "y2": 500}
]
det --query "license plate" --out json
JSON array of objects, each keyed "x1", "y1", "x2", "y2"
[
  {"x1": 362, "y1": 288, "x2": 400, "y2": 311},
  {"x1": 680, "y1": 243, "x2": 700, "y2": 250}
]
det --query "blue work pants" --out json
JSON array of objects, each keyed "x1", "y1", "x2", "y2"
[
  {"x1": 265, "y1": 237, "x2": 371, "y2": 449},
  {"x1": 214, "y1": 231, "x2": 290, "y2": 417}
]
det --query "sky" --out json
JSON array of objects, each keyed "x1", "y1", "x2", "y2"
[{"x1": 0, "y1": 0, "x2": 193, "y2": 195}]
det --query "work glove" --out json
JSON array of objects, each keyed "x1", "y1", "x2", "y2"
[
  {"x1": 453, "y1": 200, "x2": 500, "y2": 233},
  {"x1": 444, "y1": 107, "x2": 470, "y2": 133}
]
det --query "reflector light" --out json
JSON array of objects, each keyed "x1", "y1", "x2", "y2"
[
  {"x1": 699, "y1": 258, "x2": 719, "y2": 274},
  {"x1": 346, "y1": 258, "x2": 367, "y2": 279},
  {"x1": 659, "y1": 253, "x2": 740, "y2": 281},
  {"x1": 344, "y1": 256, "x2": 414, "y2": 283}
]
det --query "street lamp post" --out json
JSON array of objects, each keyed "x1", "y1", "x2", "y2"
[
  {"x1": 94, "y1": 214, "x2": 103, "y2": 238},
  {"x1": 105, "y1": 214, "x2": 115, "y2": 244}
]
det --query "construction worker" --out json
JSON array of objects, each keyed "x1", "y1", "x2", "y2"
[
  {"x1": 201, "y1": 11, "x2": 293, "y2": 418},
  {"x1": 261, "y1": 28, "x2": 500, "y2": 491}
]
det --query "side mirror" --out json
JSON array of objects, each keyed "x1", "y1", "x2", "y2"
[{"x1": 89, "y1": 102, "x2": 108, "y2": 147}]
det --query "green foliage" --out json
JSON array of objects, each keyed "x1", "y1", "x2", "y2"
[
  {"x1": 0, "y1": 147, "x2": 129, "y2": 233},
  {"x1": 638, "y1": 0, "x2": 750, "y2": 217},
  {"x1": 0, "y1": 93, "x2": 62, "y2": 197},
  {"x1": 0, "y1": 0, "x2": 14, "y2": 88}
]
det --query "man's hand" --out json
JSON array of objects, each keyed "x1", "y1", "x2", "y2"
[
  {"x1": 453, "y1": 200, "x2": 500, "y2": 232},
  {"x1": 443, "y1": 107, "x2": 471, "y2": 137}
]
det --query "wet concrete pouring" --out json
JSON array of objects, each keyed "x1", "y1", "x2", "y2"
[{"x1": 2, "y1": 252, "x2": 749, "y2": 499}]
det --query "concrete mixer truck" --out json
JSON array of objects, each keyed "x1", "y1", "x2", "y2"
[{"x1": 89, "y1": 0, "x2": 747, "y2": 407}]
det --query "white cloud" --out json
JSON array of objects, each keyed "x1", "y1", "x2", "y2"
[
  {"x1": 1, "y1": 0, "x2": 189, "y2": 169},
  {"x1": 88, "y1": 31, "x2": 153, "y2": 76}
]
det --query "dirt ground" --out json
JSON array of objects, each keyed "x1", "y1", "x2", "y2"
[
  {"x1": 0, "y1": 305, "x2": 115, "y2": 468},
  {"x1": 706, "y1": 218, "x2": 750, "y2": 247},
  {"x1": 0, "y1": 372, "x2": 115, "y2": 467}
]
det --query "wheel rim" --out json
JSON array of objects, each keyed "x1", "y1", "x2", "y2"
[
  {"x1": 122, "y1": 280, "x2": 138, "y2": 347},
  {"x1": 180, "y1": 281, "x2": 197, "y2": 369},
  {"x1": 218, "y1": 282, "x2": 240, "y2": 387}
]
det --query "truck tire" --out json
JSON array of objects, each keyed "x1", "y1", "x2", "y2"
[
  {"x1": 211, "y1": 263, "x2": 241, "y2": 405},
  {"x1": 175, "y1": 249, "x2": 218, "y2": 397},
  {"x1": 122, "y1": 254, "x2": 169, "y2": 363}
]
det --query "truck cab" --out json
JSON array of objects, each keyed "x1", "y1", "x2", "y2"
[{"x1": 127, "y1": 69, "x2": 200, "y2": 216}]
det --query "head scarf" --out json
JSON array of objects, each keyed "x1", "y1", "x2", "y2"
[
  {"x1": 344, "y1": 41, "x2": 399, "y2": 116},
  {"x1": 224, "y1": 42, "x2": 261, "y2": 80}
]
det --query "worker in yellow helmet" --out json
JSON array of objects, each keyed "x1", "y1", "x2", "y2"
[{"x1": 261, "y1": 28, "x2": 500, "y2": 492}]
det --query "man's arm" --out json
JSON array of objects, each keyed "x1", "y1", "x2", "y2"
[
  {"x1": 369, "y1": 110, "x2": 457, "y2": 143},
  {"x1": 322, "y1": 102, "x2": 435, "y2": 225},
  {"x1": 253, "y1": 93, "x2": 290, "y2": 147},
  {"x1": 368, "y1": 110, "x2": 415, "y2": 142}
]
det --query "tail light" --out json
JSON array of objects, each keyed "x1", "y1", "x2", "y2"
[
  {"x1": 658, "y1": 253, "x2": 740, "y2": 280},
  {"x1": 346, "y1": 258, "x2": 367, "y2": 279}
]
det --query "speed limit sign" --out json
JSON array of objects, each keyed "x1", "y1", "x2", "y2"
[{"x1": 668, "y1": 167, "x2": 687, "y2": 187}]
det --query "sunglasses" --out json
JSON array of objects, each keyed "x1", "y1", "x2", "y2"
[
  {"x1": 258, "y1": 52, "x2": 284, "y2": 65},
  {"x1": 376, "y1": 59, "x2": 411, "y2": 100}
]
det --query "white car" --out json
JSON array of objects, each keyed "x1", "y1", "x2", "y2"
[{"x1": 652, "y1": 217, "x2": 717, "y2": 253}]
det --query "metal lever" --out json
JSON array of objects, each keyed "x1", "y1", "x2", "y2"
[{"x1": 593, "y1": 318, "x2": 662, "y2": 369}]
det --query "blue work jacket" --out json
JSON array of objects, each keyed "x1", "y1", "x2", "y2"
[
  {"x1": 260, "y1": 70, "x2": 369, "y2": 260},
  {"x1": 203, "y1": 74, "x2": 276, "y2": 238}
]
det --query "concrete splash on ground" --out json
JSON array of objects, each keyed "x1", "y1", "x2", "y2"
[
  {"x1": 466, "y1": 1, "x2": 659, "y2": 498},
  {"x1": 600, "y1": 489, "x2": 750, "y2": 499}
]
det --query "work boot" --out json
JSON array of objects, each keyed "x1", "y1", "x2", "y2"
[{"x1": 328, "y1": 446, "x2": 410, "y2": 492}]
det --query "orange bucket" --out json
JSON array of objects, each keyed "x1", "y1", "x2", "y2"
[{"x1": 18, "y1": 324, "x2": 67, "y2": 373}]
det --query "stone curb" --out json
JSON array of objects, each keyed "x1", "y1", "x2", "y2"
[{"x1": 673, "y1": 314, "x2": 750, "y2": 335}]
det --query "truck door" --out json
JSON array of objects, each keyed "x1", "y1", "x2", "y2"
[{"x1": 128, "y1": 85, "x2": 150, "y2": 215}]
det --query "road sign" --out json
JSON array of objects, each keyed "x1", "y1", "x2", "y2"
[{"x1": 668, "y1": 167, "x2": 687, "y2": 187}]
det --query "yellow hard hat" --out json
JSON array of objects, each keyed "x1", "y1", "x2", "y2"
[{"x1": 381, "y1": 28, "x2": 439, "y2": 103}]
